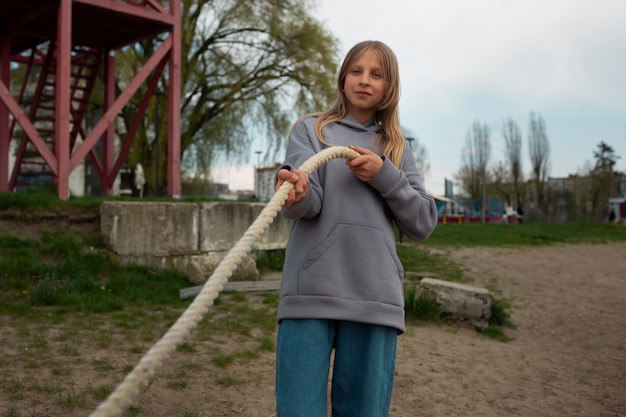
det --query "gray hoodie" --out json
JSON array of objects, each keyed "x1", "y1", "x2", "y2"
[{"x1": 277, "y1": 115, "x2": 438, "y2": 333}]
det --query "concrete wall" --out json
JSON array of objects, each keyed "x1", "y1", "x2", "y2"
[{"x1": 100, "y1": 201, "x2": 291, "y2": 283}]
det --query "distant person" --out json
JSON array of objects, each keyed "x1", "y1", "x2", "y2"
[
  {"x1": 273, "y1": 40, "x2": 438, "y2": 417},
  {"x1": 608, "y1": 207, "x2": 616, "y2": 223},
  {"x1": 134, "y1": 163, "x2": 145, "y2": 198}
]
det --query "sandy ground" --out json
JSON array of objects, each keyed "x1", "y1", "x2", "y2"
[
  {"x1": 392, "y1": 243, "x2": 626, "y2": 417},
  {"x1": 2, "y1": 242, "x2": 625, "y2": 417}
]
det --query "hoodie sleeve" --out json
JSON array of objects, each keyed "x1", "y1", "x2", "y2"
[
  {"x1": 277, "y1": 119, "x2": 324, "y2": 220},
  {"x1": 366, "y1": 143, "x2": 438, "y2": 241}
]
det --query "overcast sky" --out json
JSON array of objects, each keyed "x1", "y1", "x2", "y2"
[{"x1": 220, "y1": 0, "x2": 626, "y2": 195}]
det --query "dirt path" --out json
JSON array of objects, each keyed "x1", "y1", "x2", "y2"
[{"x1": 391, "y1": 243, "x2": 626, "y2": 417}]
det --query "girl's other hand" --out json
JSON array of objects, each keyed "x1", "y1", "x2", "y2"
[
  {"x1": 345, "y1": 145, "x2": 383, "y2": 181},
  {"x1": 276, "y1": 168, "x2": 309, "y2": 208}
]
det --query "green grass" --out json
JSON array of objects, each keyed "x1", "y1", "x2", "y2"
[
  {"x1": 0, "y1": 186, "x2": 239, "y2": 213},
  {"x1": 396, "y1": 242, "x2": 465, "y2": 282},
  {"x1": 255, "y1": 249, "x2": 286, "y2": 273},
  {"x1": 0, "y1": 228, "x2": 190, "y2": 315},
  {"x1": 0, "y1": 187, "x2": 103, "y2": 211},
  {"x1": 425, "y1": 221, "x2": 626, "y2": 247}
]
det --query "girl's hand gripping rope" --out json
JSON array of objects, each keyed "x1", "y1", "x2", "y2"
[{"x1": 276, "y1": 168, "x2": 309, "y2": 208}]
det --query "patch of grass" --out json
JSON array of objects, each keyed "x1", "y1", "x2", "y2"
[
  {"x1": 55, "y1": 385, "x2": 88, "y2": 410},
  {"x1": 121, "y1": 363, "x2": 135, "y2": 374},
  {"x1": 238, "y1": 349, "x2": 261, "y2": 360},
  {"x1": 40, "y1": 230, "x2": 83, "y2": 259},
  {"x1": 5, "y1": 406, "x2": 21, "y2": 417},
  {"x1": 91, "y1": 383, "x2": 113, "y2": 401},
  {"x1": 0, "y1": 235, "x2": 40, "y2": 278},
  {"x1": 127, "y1": 405, "x2": 142, "y2": 416},
  {"x1": 259, "y1": 291, "x2": 279, "y2": 307},
  {"x1": 397, "y1": 243, "x2": 465, "y2": 282},
  {"x1": 481, "y1": 326, "x2": 514, "y2": 342},
  {"x1": 178, "y1": 342, "x2": 197, "y2": 353},
  {"x1": 129, "y1": 345, "x2": 144, "y2": 354},
  {"x1": 34, "y1": 380, "x2": 64, "y2": 394},
  {"x1": 258, "y1": 336, "x2": 275, "y2": 351},
  {"x1": 0, "y1": 187, "x2": 59, "y2": 210},
  {"x1": 91, "y1": 358, "x2": 116, "y2": 373},
  {"x1": 489, "y1": 299, "x2": 515, "y2": 328},
  {"x1": 215, "y1": 373, "x2": 245, "y2": 387},
  {"x1": 479, "y1": 299, "x2": 517, "y2": 342},
  {"x1": 178, "y1": 361, "x2": 203, "y2": 373},
  {"x1": 425, "y1": 221, "x2": 626, "y2": 247},
  {"x1": 211, "y1": 347, "x2": 261, "y2": 368},
  {"x1": 50, "y1": 363, "x2": 70, "y2": 377},
  {"x1": 404, "y1": 286, "x2": 442, "y2": 323},
  {"x1": 212, "y1": 353, "x2": 235, "y2": 368},
  {"x1": 255, "y1": 249, "x2": 285, "y2": 273},
  {"x1": 95, "y1": 332, "x2": 113, "y2": 349},
  {"x1": 2, "y1": 378, "x2": 26, "y2": 401},
  {"x1": 164, "y1": 371, "x2": 190, "y2": 390},
  {"x1": 177, "y1": 405, "x2": 202, "y2": 417},
  {"x1": 197, "y1": 293, "x2": 277, "y2": 340},
  {"x1": 0, "y1": 230, "x2": 191, "y2": 315},
  {"x1": 60, "y1": 343, "x2": 81, "y2": 357}
]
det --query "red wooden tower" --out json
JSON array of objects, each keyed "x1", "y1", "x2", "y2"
[{"x1": 0, "y1": 0, "x2": 181, "y2": 199}]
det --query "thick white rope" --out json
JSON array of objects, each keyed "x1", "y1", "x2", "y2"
[{"x1": 89, "y1": 146, "x2": 360, "y2": 417}]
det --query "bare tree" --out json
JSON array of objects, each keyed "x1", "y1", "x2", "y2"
[
  {"x1": 457, "y1": 120, "x2": 491, "y2": 221},
  {"x1": 502, "y1": 117, "x2": 524, "y2": 209},
  {"x1": 402, "y1": 129, "x2": 431, "y2": 183},
  {"x1": 528, "y1": 112, "x2": 550, "y2": 214}
]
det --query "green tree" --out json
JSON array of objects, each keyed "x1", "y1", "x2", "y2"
[
  {"x1": 589, "y1": 141, "x2": 620, "y2": 219},
  {"x1": 593, "y1": 141, "x2": 619, "y2": 174},
  {"x1": 118, "y1": 0, "x2": 340, "y2": 194},
  {"x1": 490, "y1": 160, "x2": 513, "y2": 208}
]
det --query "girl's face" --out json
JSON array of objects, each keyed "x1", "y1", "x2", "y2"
[{"x1": 343, "y1": 49, "x2": 386, "y2": 123}]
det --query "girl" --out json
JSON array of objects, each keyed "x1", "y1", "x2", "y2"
[{"x1": 274, "y1": 40, "x2": 438, "y2": 417}]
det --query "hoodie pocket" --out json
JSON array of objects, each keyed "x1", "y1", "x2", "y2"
[{"x1": 299, "y1": 222, "x2": 403, "y2": 305}]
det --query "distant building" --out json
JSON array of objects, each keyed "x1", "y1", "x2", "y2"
[
  {"x1": 256, "y1": 163, "x2": 281, "y2": 201},
  {"x1": 548, "y1": 176, "x2": 571, "y2": 192}
]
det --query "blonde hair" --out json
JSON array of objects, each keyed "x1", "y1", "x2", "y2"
[{"x1": 313, "y1": 40, "x2": 404, "y2": 167}]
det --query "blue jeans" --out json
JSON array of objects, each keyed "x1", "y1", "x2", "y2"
[{"x1": 275, "y1": 319, "x2": 397, "y2": 417}]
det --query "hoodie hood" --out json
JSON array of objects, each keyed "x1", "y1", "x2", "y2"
[{"x1": 336, "y1": 115, "x2": 380, "y2": 133}]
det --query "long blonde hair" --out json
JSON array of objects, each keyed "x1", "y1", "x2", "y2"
[{"x1": 314, "y1": 40, "x2": 404, "y2": 167}]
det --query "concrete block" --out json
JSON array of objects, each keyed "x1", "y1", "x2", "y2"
[
  {"x1": 199, "y1": 202, "x2": 290, "y2": 251},
  {"x1": 101, "y1": 201, "x2": 199, "y2": 256},
  {"x1": 114, "y1": 252, "x2": 259, "y2": 284},
  {"x1": 186, "y1": 252, "x2": 259, "y2": 284},
  {"x1": 100, "y1": 201, "x2": 290, "y2": 284},
  {"x1": 416, "y1": 278, "x2": 493, "y2": 329}
]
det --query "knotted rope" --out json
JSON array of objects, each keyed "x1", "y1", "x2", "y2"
[{"x1": 89, "y1": 146, "x2": 360, "y2": 417}]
